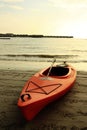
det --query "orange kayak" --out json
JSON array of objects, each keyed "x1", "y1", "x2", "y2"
[{"x1": 17, "y1": 63, "x2": 76, "y2": 120}]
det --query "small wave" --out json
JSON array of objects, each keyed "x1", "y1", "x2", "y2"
[
  {"x1": 0, "y1": 54, "x2": 87, "y2": 64},
  {"x1": 0, "y1": 53, "x2": 84, "y2": 64},
  {"x1": 72, "y1": 50, "x2": 87, "y2": 52},
  {"x1": 0, "y1": 54, "x2": 78, "y2": 58}
]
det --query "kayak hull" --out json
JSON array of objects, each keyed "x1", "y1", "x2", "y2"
[{"x1": 17, "y1": 64, "x2": 76, "y2": 120}]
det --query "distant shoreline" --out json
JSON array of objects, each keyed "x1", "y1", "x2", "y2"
[{"x1": 0, "y1": 33, "x2": 73, "y2": 38}]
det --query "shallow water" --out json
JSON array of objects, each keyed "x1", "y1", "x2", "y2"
[{"x1": 0, "y1": 38, "x2": 87, "y2": 71}]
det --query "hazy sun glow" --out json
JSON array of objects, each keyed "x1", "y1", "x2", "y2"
[{"x1": 0, "y1": 0, "x2": 87, "y2": 38}]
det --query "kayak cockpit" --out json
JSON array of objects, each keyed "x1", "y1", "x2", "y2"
[{"x1": 42, "y1": 66, "x2": 70, "y2": 77}]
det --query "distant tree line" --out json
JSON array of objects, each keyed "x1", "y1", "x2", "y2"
[{"x1": 0, "y1": 33, "x2": 73, "y2": 38}]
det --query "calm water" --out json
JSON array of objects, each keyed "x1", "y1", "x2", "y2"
[{"x1": 0, "y1": 38, "x2": 87, "y2": 71}]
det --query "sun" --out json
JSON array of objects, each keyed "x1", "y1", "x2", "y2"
[{"x1": 52, "y1": 22, "x2": 87, "y2": 39}]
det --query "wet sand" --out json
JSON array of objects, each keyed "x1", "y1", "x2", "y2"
[{"x1": 0, "y1": 69, "x2": 87, "y2": 130}]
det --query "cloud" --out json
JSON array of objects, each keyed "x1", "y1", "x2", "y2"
[
  {"x1": 0, "y1": 4, "x2": 24, "y2": 10},
  {"x1": 9, "y1": 5, "x2": 24, "y2": 10},
  {"x1": 48, "y1": 0, "x2": 87, "y2": 9},
  {"x1": 0, "y1": 4, "x2": 5, "y2": 8},
  {"x1": 0, "y1": 0, "x2": 24, "y2": 2},
  {"x1": 0, "y1": 0, "x2": 24, "y2": 10}
]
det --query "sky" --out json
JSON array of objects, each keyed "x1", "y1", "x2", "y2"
[{"x1": 0, "y1": 0, "x2": 87, "y2": 38}]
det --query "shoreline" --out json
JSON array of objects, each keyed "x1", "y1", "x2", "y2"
[
  {"x1": 0, "y1": 60, "x2": 87, "y2": 72},
  {"x1": 0, "y1": 69, "x2": 87, "y2": 130}
]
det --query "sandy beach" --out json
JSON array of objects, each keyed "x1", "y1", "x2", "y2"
[{"x1": 0, "y1": 69, "x2": 87, "y2": 130}]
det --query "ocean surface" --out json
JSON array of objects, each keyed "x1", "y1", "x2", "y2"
[{"x1": 0, "y1": 37, "x2": 87, "y2": 71}]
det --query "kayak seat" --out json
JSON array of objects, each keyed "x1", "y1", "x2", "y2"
[{"x1": 43, "y1": 67, "x2": 69, "y2": 76}]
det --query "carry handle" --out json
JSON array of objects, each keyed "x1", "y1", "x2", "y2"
[{"x1": 21, "y1": 94, "x2": 31, "y2": 102}]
